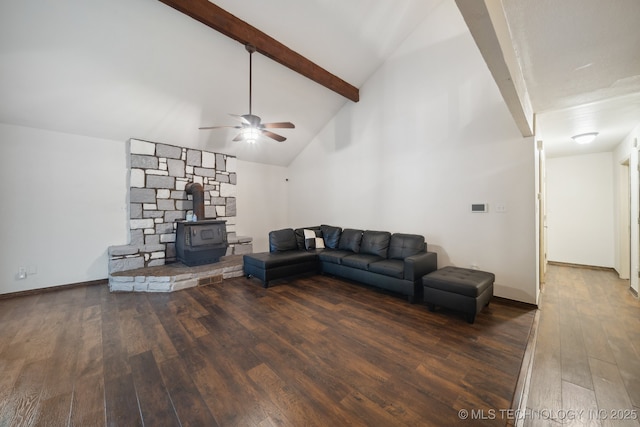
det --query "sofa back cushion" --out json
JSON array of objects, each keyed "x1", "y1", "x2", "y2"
[
  {"x1": 320, "y1": 224, "x2": 342, "y2": 249},
  {"x1": 388, "y1": 233, "x2": 425, "y2": 260},
  {"x1": 360, "y1": 230, "x2": 391, "y2": 258},
  {"x1": 269, "y1": 228, "x2": 298, "y2": 252},
  {"x1": 338, "y1": 228, "x2": 364, "y2": 253}
]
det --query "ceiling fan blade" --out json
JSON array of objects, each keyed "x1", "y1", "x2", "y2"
[
  {"x1": 262, "y1": 130, "x2": 286, "y2": 142},
  {"x1": 262, "y1": 122, "x2": 295, "y2": 129},
  {"x1": 232, "y1": 133, "x2": 244, "y2": 142},
  {"x1": 199, "y1": 125, "x2": 241, "y2": 130},
  {"x1": 229, "y1": 114, "x2": 252, "y2": 125}
]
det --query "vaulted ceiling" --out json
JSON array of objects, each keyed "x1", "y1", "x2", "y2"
[
  {"x1": 0, "y1": 0, "x2": 437, "y2": 166},
  {"x1": 1, "y1": 0, "x2": 639, "y2": 164}
]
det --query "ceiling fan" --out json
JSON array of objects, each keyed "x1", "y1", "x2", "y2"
[{"x1": 199, "y1": 44, "x2": 295, "y2": 143}]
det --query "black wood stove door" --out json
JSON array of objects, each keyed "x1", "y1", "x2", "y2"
[{"x1": 187, "y1": 224, "x2": 225, "y2": 246}]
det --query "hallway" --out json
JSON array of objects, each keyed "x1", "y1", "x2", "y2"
[{"x1": 524, "y1": 264, "x2": 640, "y2": 426}]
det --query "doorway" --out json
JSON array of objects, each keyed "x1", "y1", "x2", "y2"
[
  {"x1": 538, "y1": 140, "x2": 547, "y2": 288},
  {"x1": 619, "y1": 159, "x2": 630, "y2": 279}
]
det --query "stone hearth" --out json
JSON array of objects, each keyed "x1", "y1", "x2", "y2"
[{"x1": 109, "y1": 255, "x2": 245, "y2": 292}]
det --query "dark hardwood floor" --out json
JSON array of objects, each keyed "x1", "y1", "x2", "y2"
[
  {"x1": 524, "y1": 264, "x2": 640, "y2": 427},
  {"x1": 0, "y1": 273, "x2": 536, "y2": 426}
]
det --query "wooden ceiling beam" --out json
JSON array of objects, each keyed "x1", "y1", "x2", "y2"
[{"x1": 158, "y1": 0, "x2": 359, "y2": 102}]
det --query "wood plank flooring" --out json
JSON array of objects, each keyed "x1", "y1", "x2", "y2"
[
  {"x1": 0, "y1": 273, "x2": 536, "y2": 426},
  {"x1": 524, "y1": 264, "x2": 640, "y2": 427}
]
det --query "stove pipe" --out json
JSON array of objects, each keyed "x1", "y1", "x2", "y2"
[{"x1": 185, "y1": 182, "x2": 205, "y2": 220}]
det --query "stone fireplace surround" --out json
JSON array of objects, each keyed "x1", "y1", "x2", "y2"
[{"x1": 108, "y1": 139, "x2": 252, "y2": 292}]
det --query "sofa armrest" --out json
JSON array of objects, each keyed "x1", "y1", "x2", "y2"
[{"x1": 404, "y1": 251, "x2": 438, "y2": 281}]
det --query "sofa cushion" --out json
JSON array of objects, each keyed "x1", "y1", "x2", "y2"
[
  {"x1": 388, "y1": 233, "x2": 425, "y2": 260},
  {"x1": 320, "y1": 224, "x2": 342, "y2": 249},
  {"x1": 318, "y1": 249, "x2": 353, "y2": 265},
  {"x1": 304, "y1": 229, "x2": 325, "y2": 250},
  {"x1": 244, "y1": 251, "x2": 319, "y2": 269},
  {"x1": 360, "y1": 230, "x2": 391, "y2": 258},
  {"x1": 342, "y1": 253, "x2": 384, "y2": 270},
  {"x1": 368, "y1": 259, "x2": 404, "y2": 279},
  {"x1": 269, "y1": 228, "x2": 298, "y2": 252},
  {"x1": 338, "y1": 229, "x2": 364, "y2": 252}
]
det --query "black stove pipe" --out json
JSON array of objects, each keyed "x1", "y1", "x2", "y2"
[{"x1": 185, "y1": 182, "x2": 205, "y2": 221}]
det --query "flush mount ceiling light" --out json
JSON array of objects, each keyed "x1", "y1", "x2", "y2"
[{"x1": 571, "y1": 132, "x2": 599, "y2": 144}]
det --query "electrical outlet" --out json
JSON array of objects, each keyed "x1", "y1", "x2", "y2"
[
  {"x1": 495, "y1": 203, "x2": 507, "y2": 213},
  {"x1": 471, "y1": 264, "x2": 479, "y2": 270},
  {"x1": 18, "y1": 267, "x2": 27, "y2": 280}
]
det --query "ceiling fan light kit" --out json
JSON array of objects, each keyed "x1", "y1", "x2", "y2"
[
  {"x1": 571, "y1": 132, "x2": 599, "y2": 144},
  {"x1": 199, "y1": 44, "x2": 295, "y2": 143},
  {"x1": 241, "y1": 127, "x2": 260, "y2": 144}
]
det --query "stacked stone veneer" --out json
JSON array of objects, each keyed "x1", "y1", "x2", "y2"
[
  {"x1": 108, "y1": 139, "x2": 253, "y2": 284},
  {"x1": 109, "y1": 261, "x2": 245, "y2": 293}
]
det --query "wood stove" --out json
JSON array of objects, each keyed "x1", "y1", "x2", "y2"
[{"x1": 175, "y1": 219, "x2": 227, "y2": 266}]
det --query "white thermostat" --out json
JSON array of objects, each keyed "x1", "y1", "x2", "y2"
[{"x1": 471, "y1": 203, "x2": 488, "y2": 213}]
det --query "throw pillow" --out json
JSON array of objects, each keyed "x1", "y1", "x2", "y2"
[{"x1": 303, "y1": 229, "x2": 325, "y2": 250}]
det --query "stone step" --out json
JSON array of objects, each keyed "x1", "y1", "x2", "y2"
[{"x1": 109, "y1": 254, "x2": 245, "y2": 292}]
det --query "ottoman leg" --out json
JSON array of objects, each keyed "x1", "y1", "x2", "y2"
[
  {"x1": 466, "y1": 313, "x2": 476, "y2": 324},
  {"x1": 427, "y1": 303, "x2": 436, "y2": 312}
]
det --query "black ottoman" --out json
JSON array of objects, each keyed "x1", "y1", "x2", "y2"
[
  {"x1": 243, "y1": 251, "x2": 319, "y2": 288},
  {"x1": 422, "y1": 266, "x2": 494, "y2": 323}
]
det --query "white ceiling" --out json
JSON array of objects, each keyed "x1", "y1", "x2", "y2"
[
  {"x1": 0, "y1": 0, "x2": 438, "y2": 166},
  {"x1": 1, "y1": 0, "x2": 638, "y2": 163},
  {"x1": 501, "y1": 0, "x2": 640, "y2": 157}
]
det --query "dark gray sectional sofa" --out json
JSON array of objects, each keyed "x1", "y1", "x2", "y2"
[{"x1": 243, "y1": 225, "x2": 438, "y2": 303}]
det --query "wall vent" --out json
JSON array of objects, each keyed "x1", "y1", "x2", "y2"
[{"x1": 198, "y1": 275, "x2": 223, "y2": 286}]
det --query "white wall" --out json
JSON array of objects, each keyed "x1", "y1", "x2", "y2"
[
  {"x1": 286, "y1": 1, "x2": 538, "y2": 304},
  {"x1": 546, "y1": 153, "x2": 615, "y2": 268},
  {"x1": 613, "y1": 124, "x2": 640, "y2": 292},
  {"x1": 0, "y1": 123, "x2": 128, "y2": 294},
  {"x1": 0, "y1": 123, "x2": 291, "y2": 294},
  {"x1": 235, "y1": 160, "x2": 289, "y2": 252}
]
